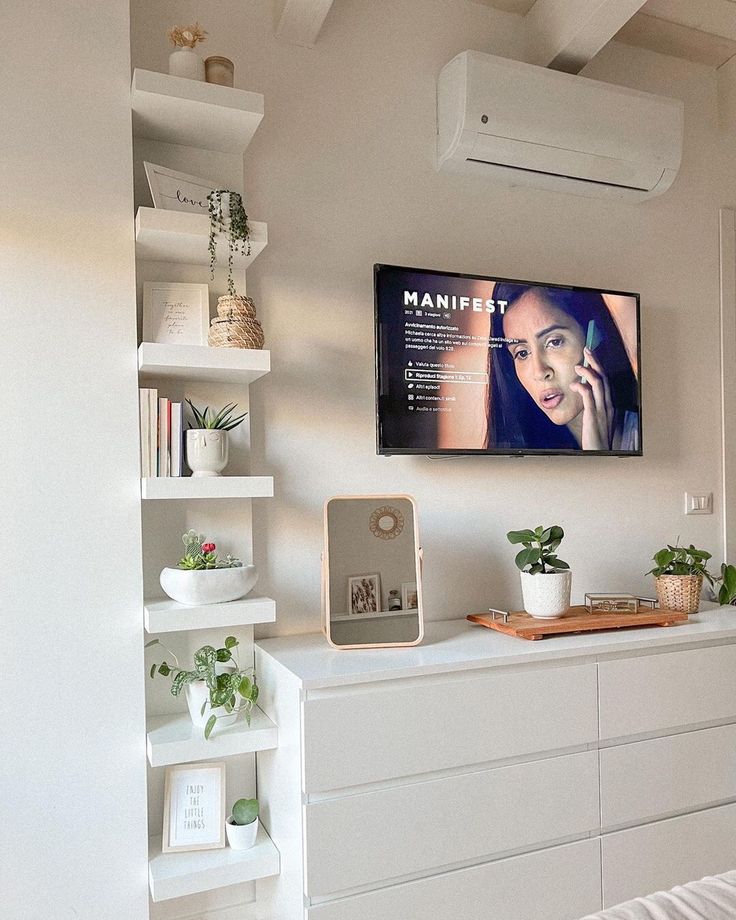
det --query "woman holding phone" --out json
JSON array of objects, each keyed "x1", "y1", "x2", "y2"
[{"x1": 487, "y1": 284, "x2": 640, "y2": 452}]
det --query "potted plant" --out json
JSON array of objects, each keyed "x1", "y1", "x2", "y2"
[
  {"x1": 225, "y1": 797, "x2": 259, "y2": 850},
  {"x1": 646, "y1": 543, "x2": 714, "y2": 614},
  {"x1": 185, "y1": 399, "x2": 247, "y2": 477},
  {"x1": 167, "y1": 23, "x2": 207, "y2": 81},
  {"x1": 160, "y1": 530, "x2": 257, "y2": 605},
  {"x1": 719, "y1": 564, "x2": 736, "y2": 606},
  {"x1": 147, "y1": 635, "x2": 259, "y2": 739},
  {"x1": 507, "y1": 525, "x2": 571, "y2": 619},
  {"x1": 208, "y1": 189, "x2": 251, "y2": 297}
]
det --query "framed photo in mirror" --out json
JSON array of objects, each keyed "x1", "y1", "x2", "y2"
[{"x1": 347, "y1": 573, "x2": 381, "y2": 616}]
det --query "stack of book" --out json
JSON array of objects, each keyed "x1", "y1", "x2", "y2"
[{"x1": 139, "y1": 389, "x2": 184, "y2": 477}]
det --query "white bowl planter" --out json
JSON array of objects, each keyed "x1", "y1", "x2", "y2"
[
  {"x1": 520, "y1": 570, "x2": 572, "y2": 619},
  {"x1": 185, "y1": 673, "x2": 239, "y2": 730},
  {"x1": 225, "y1": 816, "x2": 259, "y2": 850},
  {"x1": 186, "y1": 429, "x2": 229, "y2": 477},
  {"x1": 160, "y1": 565, "x2": 258, "y2": 606}
]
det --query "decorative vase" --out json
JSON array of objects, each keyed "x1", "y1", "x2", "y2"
[
  {"x1": 225, "y1": 816, "x2": 259, "y2": 850},
  {"x1": 520, "y1": 570, "x2": 572, "y2": 619},
  {"x1": 185, "y1": 672, "x2": 239, "y2": 730},
  {"x1": 168, "y1": 46, "x2": 205, "y2": 81},
  {"x1": 186, "y1": 429, "x2": 229, "y2": 476},
  {"x1": 159, "y1": 565, "x2": 258, "y2": 605},
  {"x1": 655, "y1": 574, "x2": 702, "y2": 614},
  {"x1": 208, "y1": 294, "x2": 265, "y2": 349}
]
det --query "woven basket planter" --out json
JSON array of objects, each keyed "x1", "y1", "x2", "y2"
[
  {"x1": 216, "y1": 294, "x2": 257, "y2": 320},
  {"x1": 655, "y1": 574, "x2": 703, "y2": 614},
  {"x1": 208, "y1": 295, "x2": 265, "y2": 349}
]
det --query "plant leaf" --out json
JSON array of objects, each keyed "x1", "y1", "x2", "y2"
[
  {"x1": 204, "y1": 714, "x2": 217, "y2": 740},
  {"x1": 507, "y1": 529, "x2": 536, "y2": 545},
  {"x1": 225, "y1": 636, "x2": 238, "y2": 649}
]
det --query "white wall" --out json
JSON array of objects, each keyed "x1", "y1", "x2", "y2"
[
  {"x1": 130, "y1": 0, "x2": 736, "y2": 638},
  {"x1": 3, "y1": 2, "x2": 148, "y2": 918}
]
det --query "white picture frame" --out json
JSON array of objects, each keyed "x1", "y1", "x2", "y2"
[
  {"x1": 142, "y1": 281, "x2": 210, "y2": 346},
  {"x1": 143, "y1": 162, "x2": 219, "y2": 214},
  {"x1": 347, "y1": 573, "x2": 381, "y2": 616},
  {"x1": 162, "y1": 762, "x2": 226, "y2": 853},
  {"x1": 401, "y1": 581, "x2": 418, "y2": 611}
]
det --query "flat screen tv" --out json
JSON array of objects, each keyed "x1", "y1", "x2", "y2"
[{"x1": 375, "y1": 264, "x2": 642, "y2": 456}]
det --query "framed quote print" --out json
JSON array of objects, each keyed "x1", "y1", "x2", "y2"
[
  {"x1": 162, "y1": 762, "x2": 226, "y2": 853},
  {"x1": 142, "y1": 281, "x2": 210, "y2": 346}
]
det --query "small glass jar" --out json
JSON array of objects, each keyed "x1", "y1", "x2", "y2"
[
  {"x1": 205, "y1": 56, "x2": 235, "y2": 87},
  {"x1": 388, "y1": 590, "x2": 402, "y2": 611}
]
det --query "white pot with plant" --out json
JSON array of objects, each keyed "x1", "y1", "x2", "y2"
[
  {"x1": 646, "y1": 543, "x2": 714, "y2": 614},
  {"x1": 225, "y1": 798, "x2": 259, "y2": 850},
  {"x1": 167, "y1": 23, "x2": 207, "y2": 81},
  {"x1": 185, "y1": 399, "x2": 247, "y2": 477},
  {"x1": 160, "y1": 530, "x2": 258, "y2": 605},
  {"x1": 507, "y1": 525, "x2": 571, "y2": 619},
  {"x1": 147, "y1": 635, "x2": 259, "y2": 739}
]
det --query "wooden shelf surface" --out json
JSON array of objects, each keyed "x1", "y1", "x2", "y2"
[
  {"x1": 132, "y1": 68, "x2": 264, "y2": 153},
  {"x1": 135, "y1": 207, "x2": 267, "y2": 266},
  {"x1": 148, "y1": 824, "x2": 279, "y2": 902},
  {"x1": 138, "y1": 342, "x2": 270, "y2": 383},
  {"x1": 144, "y1": 596, "x2": 276, "y2": 633},
  {"x1": 146, "y1": 707, "x2": 277, "y2": 767}
]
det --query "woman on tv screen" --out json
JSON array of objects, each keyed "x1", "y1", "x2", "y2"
[{"x1": 487, "y1": 284, "x2": 640, "y2": 452}]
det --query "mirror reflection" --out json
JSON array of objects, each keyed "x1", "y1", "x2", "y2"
[{"x1": 325, "y1": 496, "x2": 423, "y2": 648}]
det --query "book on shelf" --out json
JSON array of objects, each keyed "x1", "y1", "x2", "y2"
[{"x1": 139, "y1": 390, "x2": 183, "y2": 478}]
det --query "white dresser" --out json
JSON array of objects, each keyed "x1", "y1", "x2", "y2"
[{"x1": 254, "y1": 608, "x2": 736, "y2": 920}]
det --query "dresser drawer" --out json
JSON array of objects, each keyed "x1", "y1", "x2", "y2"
[
  {"x1": 304, "y1": 750, "x2": 599, "y2": 897},
  {"x1": 303, "y1": 663, "x2": 597, "y2": 792},
  {"x1": 600, "y1": 723, "x2": 736, "y2": 828},
  {"x1": 599, "y1": 645, "x2": 736, "y2": 740},
  {"x1": 602, "y1": 802, "x2": 736, "y2": 907},
  {"x1": 306, "y1": 838, "x2": 601, "y2": 920}
]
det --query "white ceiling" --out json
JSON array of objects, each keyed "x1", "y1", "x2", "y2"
[{"x1": 477, "y1": 0, "x2": 736, "y2": 67}]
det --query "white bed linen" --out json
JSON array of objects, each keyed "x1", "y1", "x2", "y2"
[{"x1": 580, "y1": 872, "x2": 736, "y2": 919}]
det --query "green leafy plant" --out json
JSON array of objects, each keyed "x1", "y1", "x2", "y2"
[
  {"x1": 506, "y1": 525, "x2": 569, "y2": 574},
  {"x1": 645, "y1": 543, "x2": 715, "y2": 585},
  {"x1": 232, "y1": 798, "x2": 259, "y2": 826},
  {"x1": 185, "y1": 399, "x2": 248, "y2": 432},
  {"x1": 718, "y1": 563, "x2": 736, "y2": 605},
  {"x1": 146, "y1": 636, "x2": 259, "y2": 740},
  {"x1": 177, "y1": 530, "x2": 242, "y2": 570},
  {"x1": 207, "y1": 189, "x2": 251, "y2": 296}
]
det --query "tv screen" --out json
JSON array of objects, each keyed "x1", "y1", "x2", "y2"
[{"x1": 375, "y1": 264, "x2": 642, "y2": 456}]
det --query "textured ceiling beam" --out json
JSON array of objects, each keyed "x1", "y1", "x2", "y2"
[
  {"x1": 275, "y1": 0, "x2": 336, "y2": 47},
  {"x1": 526, "y1": 0, "x2": 649, "y2": 73}
]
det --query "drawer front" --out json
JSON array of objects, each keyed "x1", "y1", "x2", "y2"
[
  {"x1": 303, "y1": 663, "x2": 597, "y2": 792},
  {"x1": 600, "y1": 723, "x2": 736, "y2": 828},
  {"x1": 305, "y1": 750, "x2": 599, "y2": 897},
  {"x1": 599, "y1": 644, "x2": 736, "y2": 740},
  {"x1": 602, "y1": 802, "x2": 736, "y2": 907},
  {"x1": 307, "y1": 838, "x2": 601, "y2": 920}
]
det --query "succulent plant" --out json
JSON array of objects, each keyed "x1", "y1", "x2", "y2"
[
  {"x1": 232, "y1": 798, "x2": 259, "y2": 826},
  {"x1": 186, "y1": 399, "x2": 248, "y2": 431}
]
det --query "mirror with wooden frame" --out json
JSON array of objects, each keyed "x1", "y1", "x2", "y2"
[{"x1": 322, "y1": 495, "x2": 424, "y2": 649}]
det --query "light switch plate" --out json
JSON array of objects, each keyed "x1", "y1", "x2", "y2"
[{"x1": 685, "y1": 492, "x2": 713, "y2": 515}]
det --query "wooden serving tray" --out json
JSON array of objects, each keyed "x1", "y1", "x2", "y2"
[{"x1": 467, "y1": 605, "x2": 688, "y2": 641}]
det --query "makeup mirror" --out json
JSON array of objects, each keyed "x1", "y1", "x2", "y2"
[{"x1": 323, "y1": 495, "x2": 424, "y2": 649}]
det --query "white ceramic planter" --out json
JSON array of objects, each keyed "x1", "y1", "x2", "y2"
[
  {"x1": 160, "y1": 565, "x2": 258, "y2": 606},
  {"x1": 168, "y1": 46, "x2": 205, "y2": 81},
  {"x1": 185, "y1": 673, "x2": 239, "y2": 729},
  {"x1": 520, "y1": 570, "x2": 572, "y2": 619},
  {"x1": 186, "y1": 429, "x2": 229, "y2": 477},
  {"x1": 225, "y1": 816, "x2": 259, "y2": 850}
]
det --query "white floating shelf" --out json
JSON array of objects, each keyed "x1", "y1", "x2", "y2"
[
  {"x1": 148, "y1": 825, "x2": 279, "y2": 902},
  {"x1": 132, "y1": 69, "x2": 264, "y2": 153},
  {"x1": 147, "y1": 707, "x2": 277, "y2": 767},
  {"x1": 141, "y1": 476, "x2": 274, "y2": 500},
  {"x1": 138, "y1": 343, "x2": 270, "y2": 384},
  {"x1": 144, "y1": 596, "x2": 276, "y2": 633},
  {"x1": 331, "y1": 609, "x2": 418, "y2": 623},
  {"x1": 135, "y1": 207, "x2": 267, "y2": 266}
]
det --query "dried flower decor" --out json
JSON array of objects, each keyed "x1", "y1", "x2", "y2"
[{"x1": 168, "y1": 23, "x2": 208, "y2": 49}]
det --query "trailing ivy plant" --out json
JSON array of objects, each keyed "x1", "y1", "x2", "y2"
[
  {"x1": 146, "y1": 636, "x2": 259, "y2": 739},
  {"x1": 506, "y1": 525, "x2": 569, "y2": 574},
  {"x1": 719, "y1": 564, "x2": 736, "y2": 605},
  {"x1": 645, "y1": 543, "x2": 714, "y2": 586},
  {"x1": 207, "y1": 189, "x2": 251, "y2": 296},
  {"x1": 185, "y1": 399, "x2": 248, "y2": 431}
]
